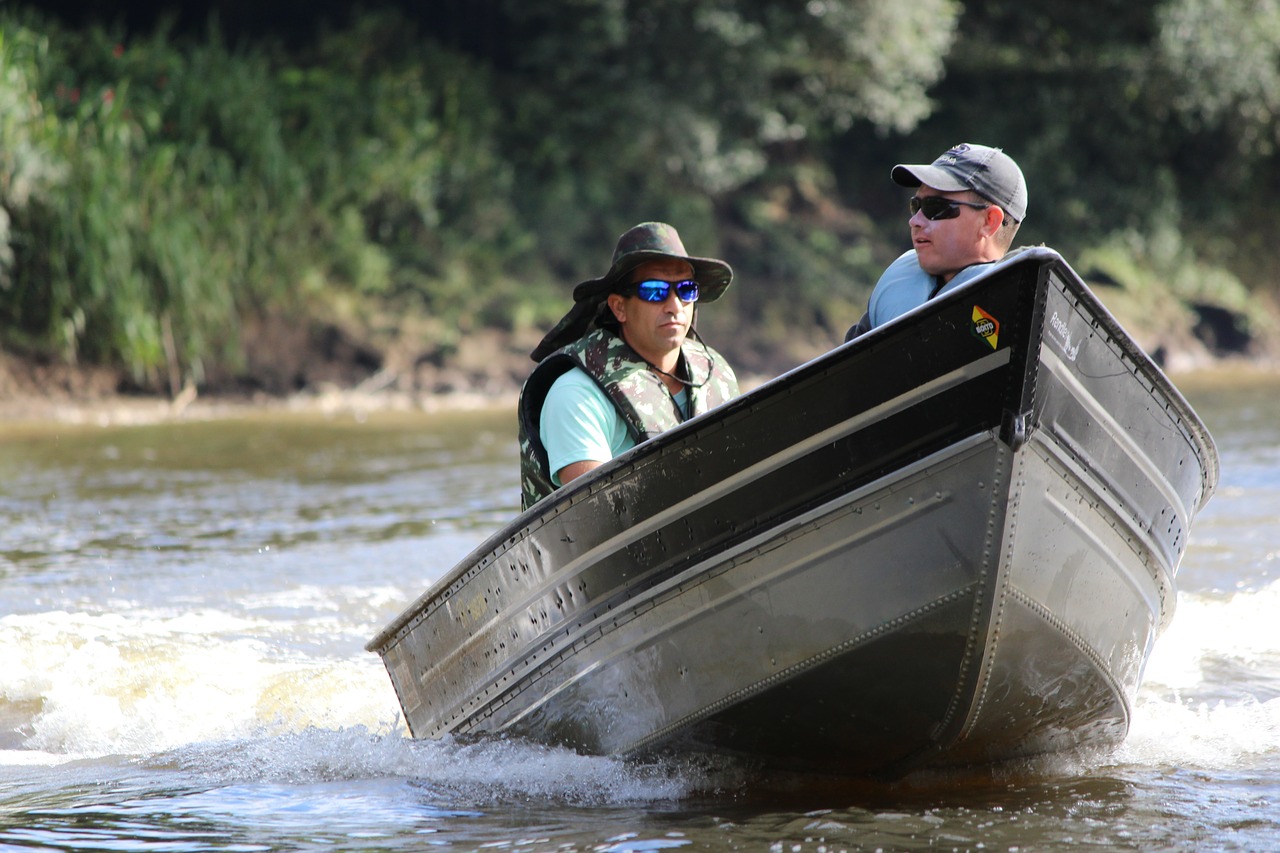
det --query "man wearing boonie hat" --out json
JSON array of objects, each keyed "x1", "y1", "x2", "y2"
[
  {"x1": 845, "y1": 143, "x2": 1028, "y2": 340},
  {"x1": 517, "y1": 222, "x2": 740, "y2": 510}
]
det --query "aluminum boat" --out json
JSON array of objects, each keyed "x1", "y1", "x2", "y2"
[{"x1": 368, "y1": 247, "x2": 1219, "y2": 776}]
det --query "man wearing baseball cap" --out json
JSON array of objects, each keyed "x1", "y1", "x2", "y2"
[
  {"x1": 517, "y1": 222, "x2": 740, "y2": 510},
  {"x1": 846, "y1": 143, "x2": 1028, "y2": 339}
]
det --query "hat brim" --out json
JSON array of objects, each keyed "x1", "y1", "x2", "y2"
[
  {"x1": 572, "y1": 252, "x2": 732, "y2": 304},
  {"x1": 891, "y1": 164, "x2": 970, "y2": 193},
  {"x1": 531, "y1": 252, "x2": 732, "y2": 362}
]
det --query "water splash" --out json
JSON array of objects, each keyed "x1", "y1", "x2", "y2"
[
  {"x1": 0, "y1": 608, "x2": 401, "y2": 758},
  {"x1": 155, "y1": 728, "x2": 712, "y2": 804},
  {"x1": 5, "y1": 578, "x2": 1277, "y2": 785},
  {"x1": 1144, "y1": 579, "x2": 1280, "y2": 696},
  {"x1": 1119, "y1": 579, "x2": 1280, "y2": 770},
  {"x1": 1, "y1": 606, "x2": 726, "y2": 803}
]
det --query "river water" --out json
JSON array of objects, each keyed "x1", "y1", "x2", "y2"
[{"x1": 1, "y1": 376, "x2": 1277, "y2": 852}]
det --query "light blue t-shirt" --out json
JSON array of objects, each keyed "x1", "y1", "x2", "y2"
[
  {"x1": 540, "y1": 367, "x2": 688, "y2": 486},
  {"x1": 866, "y1": 251, "x2": 995, "y2": 329}
]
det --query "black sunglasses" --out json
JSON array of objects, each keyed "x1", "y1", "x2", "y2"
[
  {"x1": 630, "y1": 279, "x2": 699, "y2": 303},
  {"x1": 909, "y1": 196, "x2": 990, "y2": 221}
]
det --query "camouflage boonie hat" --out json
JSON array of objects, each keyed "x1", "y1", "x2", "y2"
[{"x1": 530, "y1": 222, "x2": 733, "y2": 361}]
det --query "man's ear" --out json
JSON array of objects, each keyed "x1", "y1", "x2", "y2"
[
  {"x1": 984, "y1": 205, "x2": 1005, "y2": 237},
  {"x1": 607, "y1": 293, "x2": 627, "y2": 323}
]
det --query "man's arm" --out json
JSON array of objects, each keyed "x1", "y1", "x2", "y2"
[
  {"x1": 556, "y1": 459, "x2": 602, "y2": 485},
  {"x1": 844, "y1": 312, "x2": 871, "y2": 342},
  {"x1": 540, "y1": 369, "x2": 633, "y2": 488},
  {"x1": 846, "y1": 250, "x2": 933, "y2": 338}
]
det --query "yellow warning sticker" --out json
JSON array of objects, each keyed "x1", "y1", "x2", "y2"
[{"x1": 972, "y1": 305, "x2": 999, "y2": 349}]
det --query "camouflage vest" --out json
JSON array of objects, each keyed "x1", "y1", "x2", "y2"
[{"x1": 517, "y1": 328, "x2": 738, "y2": 510}]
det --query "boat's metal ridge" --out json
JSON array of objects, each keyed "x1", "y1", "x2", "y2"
[
  {"x1": 928, "y1": 437, "x2": 1013, "y2": 746},
  {"x1": 1041, "y1": 347, "x2": 1192, "y2": 527},
  {"x1": 1046, "y1": 260, "x2": 1219, "y2": 502},
  {"x1": 1031, "y1": 426, "x2": 1171, "y2": 600},
  {"x1": 990, "y1": 584, "x2": 1131, "y2": 732},
  {"x1": 523, "y1": 348, "x2": 1012, "y2": 612},
  {"x1": 465, "y1": 434, "x2": 1002, "y2": 735},
  {"x1": 621, "y1": 584, "x2": 980, "y2": 758}
]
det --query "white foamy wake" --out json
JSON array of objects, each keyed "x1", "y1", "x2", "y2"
[
  {"x1": 0, "y1": 606, "x2": 721, "y2": 802},
  {"x1": 1118, "y1": 579, "x2": 1280, "y2": 769},
  {"x1": 1142, "y1": 579, "x2": 1280, "y2": 691},
  {"x1": 158, "y1": 728, "x2": 709, "y2": 803},
  {"x1": 6, "y1": 580, "x2": 1275, "y2": 788},
  {"x1": 0, "y1": 608, "x2": 402, "y2": 759}
]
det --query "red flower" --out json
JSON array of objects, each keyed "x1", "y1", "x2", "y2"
[{"x1": 113, "y1": 44, "x2": 125, "y2": 58}]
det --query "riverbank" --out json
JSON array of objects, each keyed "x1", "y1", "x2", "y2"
[
  {"x1": 1, "y1": 352, "x2": 1275, "y2": 431},
  {"x1": 0, "y1": 360, "x2": 523, "y2": 427},
  {"x1": 1, "y1": 302, "x2": 1276, "y2": 428},
  {"x1": 0, "y1": 324, "x2": 530, "y2": 427}
]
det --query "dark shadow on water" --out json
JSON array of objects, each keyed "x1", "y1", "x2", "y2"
[{"x1": 655, "y1": 747, "x2": 1137, "y2": 817}]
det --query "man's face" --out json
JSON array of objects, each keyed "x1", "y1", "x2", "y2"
[
  {"x1": 608, "y1": 258, "x2": 696, "y2": 364},
  {"x1": 909, "y1": 185, "x2": 997, "y2": 282}
]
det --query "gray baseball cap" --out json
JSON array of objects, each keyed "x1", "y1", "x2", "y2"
[{"x1": 892, "y1": 143, "x2": 1027, "y2": 222}]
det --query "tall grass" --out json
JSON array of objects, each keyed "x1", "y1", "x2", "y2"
[{"x1": 0, "y1": 11, "x2": 543, "y2": 391}]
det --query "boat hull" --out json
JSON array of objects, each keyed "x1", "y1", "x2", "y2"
[{"x1": 369, "y1": 249, "x2": 1217, "y2": 776}]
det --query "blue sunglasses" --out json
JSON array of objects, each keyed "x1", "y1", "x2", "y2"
[{"x1": 630, "y1": 279, "x2": 699, "y2": 303}]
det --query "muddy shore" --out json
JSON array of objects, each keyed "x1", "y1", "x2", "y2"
[
  {"x1": 1, "y1": 303, "x2": 1275, "y2": 428},
  {"x1": 0, "y1": 353, "x2": 1274, "y2": 431}
]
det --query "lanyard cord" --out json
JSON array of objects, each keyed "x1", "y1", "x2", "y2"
[{"x1": 641, "y1": 329, "x2": 713, "y2": 390}]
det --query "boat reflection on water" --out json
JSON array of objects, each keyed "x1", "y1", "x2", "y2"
[{"x1": 368, "y1": 248, "x2": 1219, "y2": 778}]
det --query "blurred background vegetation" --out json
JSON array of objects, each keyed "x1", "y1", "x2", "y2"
[{"x1": 1, "y1": 0, "x2": 1277, "y2": 397}]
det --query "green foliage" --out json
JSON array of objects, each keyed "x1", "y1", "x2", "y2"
[
  {"x1": 1078, "y1": 228, "x2": 1275, "y2": 346},
  {"x1": 490, "y1": 0, "x2": 959, "y2": 276},
  {"x1": 1, "y1": 17, "x2": 300, "y2": 384},
  {"x1": 1080, "y1": 231, "x2": 1202, "y2": 306},
  {"x1": 280, "y1": 14, "x2": 535, "y2": 313},
  {"x1": 0, "y1": 23, "x2": 62, "y2": 288},
  {"x1": 0, "y1": 10, "x2": 544, "y2": 387},
  {"x1": 1157, "y1": 0, "x2": 1280, "y2": 156},
  {"x1": 3, "y1": 0, "x2": 1280, "y2": 391}
]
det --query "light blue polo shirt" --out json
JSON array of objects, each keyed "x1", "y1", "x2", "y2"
[
  {"x1": 867, "y1": 251, "x2": 996, "y2": 329},
  {"x1": 539, "y1": 367, "x2": 688, "y2": 485}
]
